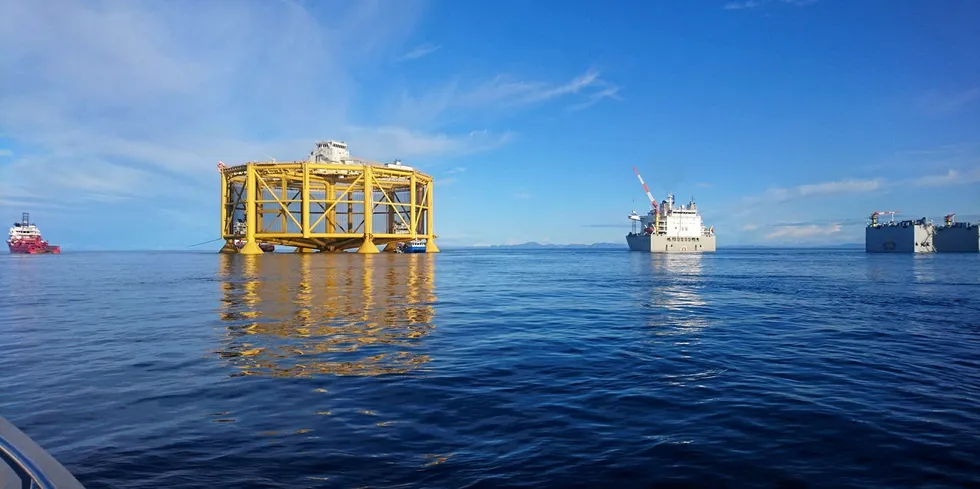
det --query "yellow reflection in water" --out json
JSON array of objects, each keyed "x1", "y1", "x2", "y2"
[
  {"x1": 216, "y1": 253, "x2": 437, "y2": 377},
  {"x1": 647, "y1": 253, "x2": 709, "y2": 334}
]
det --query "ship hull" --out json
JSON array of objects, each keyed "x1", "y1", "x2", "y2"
[
  {"x1": 865, "y1": 223, "x2": 935, "y2": 253},
  {"x1": 7, "y1": 243, "x2": 61, "y2": 254},
  {"x1": 7, "y1": 240, "x2": 60, "y2": 254},
  {"x1": 626, "y1": 233, "x2": 716, "y2": 253},
  {"x1": 934, "y1": 225, "x2": 980, "y2": 253}
]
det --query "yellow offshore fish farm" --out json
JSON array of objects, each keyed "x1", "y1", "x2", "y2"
[{"x1": 218, "y1": 140, "x2": 439, "y2": 254}]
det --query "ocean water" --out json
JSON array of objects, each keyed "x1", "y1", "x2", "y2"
[{"x1": 2, "y1": 248, "x2": 979, "y2": 488}]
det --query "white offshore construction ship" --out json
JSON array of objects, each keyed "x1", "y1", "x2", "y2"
[{"x1": 626, "y1": 167, "x2": 716, "y2": 253}]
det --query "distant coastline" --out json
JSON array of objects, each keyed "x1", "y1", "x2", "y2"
[{"x1": 443, "y1": 242, "x2": 865, "y2": 250}]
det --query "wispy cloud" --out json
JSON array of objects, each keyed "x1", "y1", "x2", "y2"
[
  {"x1": 865, "y1": 142, "x2": 980, "y2": 172},
  {"x1": 746, "y1": 164, "x2": 980, "y2": 206},
  {"x1": 568, "y1": 86, "x2": 623, "y2": 111},
  {"x1": 765, "y1": 223, "x2": 841, "y2": 240},
  {"x1": 724, "y1": 1, "x2": 761, "y2": 9},
  {"x1": 393, "y1": 68, "x2": 621, "y2": 124},
  {"x1": 398, "y1": 42, "x2": 441, "y2": 61},
  {"x1": 747, "y1": 177, "x2": 884, "y2": 203},
  {"x1": 724, "y1": 0, "x2": 816, "y2": 10},
  {"x1": 798, "y1": 178, "x2": 883, "y2": 196},
  {"x1": 346, "y1": 127, "x2": 514, "y2": 160},
  {"x1": 918, "y1": 87, "x2": 980, "y2": 116},
  {"x1": 0, "y1": 0, "x2": 562, "y2": 216},
  {"x1": 908, "y1": 167, "x2": 980, "y2": 187},
  {"x1": 0, "y1": 149, "x2": 12, "y2": 158},
  {"x1": 462, "y1": 69, "x2": 609, "y2": 108}
]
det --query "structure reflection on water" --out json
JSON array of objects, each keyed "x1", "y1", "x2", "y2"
[
  {"x1": 217, "y1": 253, "x2": 436, "y2": 377},
  {"x1": 647, "y1": 253, "x2": 709, "y2": 334}
]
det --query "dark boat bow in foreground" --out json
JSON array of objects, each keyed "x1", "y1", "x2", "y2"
[{"x1": 0, "y1": 415, "x2": 85, "y2": 489}]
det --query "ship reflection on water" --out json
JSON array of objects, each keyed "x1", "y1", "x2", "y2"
[
  {"x1": 646, "y1": 253, "x2": 709, "y2": 335},
  {"x1": 216, "y1": 253, "x2": 437, "y2": 377}
]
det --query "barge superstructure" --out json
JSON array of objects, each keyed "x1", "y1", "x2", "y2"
[
  {"x1": 934, "y1": 213, "x2": 980, "y2": 252},
  {"x1": 866, "y1": 210, "x2": 980, "y2": 253},
  {"x1": 626, "y1": 166, "x2": 716, "y2": 253},
  {"x1": 865, "y1": 211, "x2": 935, "y2": 253}
]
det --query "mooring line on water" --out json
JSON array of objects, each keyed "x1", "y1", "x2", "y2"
[{"x1": 186, "y1": 237, "x2": 224, "y2": 248}]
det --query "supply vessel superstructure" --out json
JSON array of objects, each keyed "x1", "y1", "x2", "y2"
[{"x1": 626, "y1": 166, "x2": 716, "y2": 253}]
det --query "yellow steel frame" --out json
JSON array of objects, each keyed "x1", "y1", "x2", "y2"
[{"x1": 219, "y1": 161, "x2": 439, "y2": 254}]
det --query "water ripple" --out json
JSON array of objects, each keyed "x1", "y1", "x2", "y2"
[{"x1": 2, "y1": 249, "x2": 979, "y2": 488}]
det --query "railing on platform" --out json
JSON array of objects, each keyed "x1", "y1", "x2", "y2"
[{"x1": 0, "y1": 415, "x2": 85, "y2": 489}]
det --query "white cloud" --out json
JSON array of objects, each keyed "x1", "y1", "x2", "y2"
[
  {"x1": 748, "y1": 177, "x2": 883, "y2": 203},
  {"x1": 724, "y1": 1, "x2": 761, "y2": 9},
  {"x1": 462, "y1": 69, "x2": 605, "y2": 107},
  {"x1": 346, "y1": 127, "x2": 514, "y2": 161},
  {"x1": 724, "y1": 0, "x2": 816, "y2": 10},
  {"x1": 568, "y1": 86, "x2": 623, "y2": 111},
  {"x1": 0, "y1": 149, "x2": 12, "y2": 158},
  {"x1": 797, "y1": 178, "x2": 883, "y2": 196},
  {"x1": 918, "y1": 87, "x2": 980, "y2": 116},
  {"x1": 0, "y1": 0, "x2": 579, "y2": 215},
  {"x1": 744, "y1": 165, "x2": 980, "y2": 206},
  {"x1": 765, "y1": 223, "x2": 841, "y2": 240},
  {"x1": 399, "y1": 43, "x2": 441, "y2": 61},
  {"x1": 909, "y1": 168, "x2": 980, "y2": 187},
  {"x1": 392, "y1": 68, "x2": 620, "y2": 125}
]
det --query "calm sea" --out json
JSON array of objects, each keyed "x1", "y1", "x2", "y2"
[{"x1": 2, "y1": 248, "x2": 979, "y2": 488}]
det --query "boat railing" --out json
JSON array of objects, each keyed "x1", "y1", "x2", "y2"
[{"x1": 0, "y1": 415, "x2": 85, "y2": 489}]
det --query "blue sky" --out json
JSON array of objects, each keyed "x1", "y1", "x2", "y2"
[{"x1": 1, "y1": 0, "x2": 978, "y2": 250}]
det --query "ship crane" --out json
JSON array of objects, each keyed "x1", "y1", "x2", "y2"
[
  {"x1": 632, "y1": 166, "x2": 660, "y2": 233},
  {"x1": 632, "y1": 166, "x2": 658, "y2": 213},
  {"x1": 870, "y1": 210, "x2": 898, "y2": 226}
]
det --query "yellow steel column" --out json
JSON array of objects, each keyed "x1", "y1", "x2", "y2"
[
  {"x1": 357, "y1": 165, "x2": 380, "y2": 254},
  {"x1": 302, "y1": 161, "x2": 310, "y2": 238},
  {"x1": 295, "y1": 161, "x2": 314, "y2": 253},
  {"x1": 219, "y1": 169, "x2": 237, "y2": 253},
  {"x1": 280, "y1": 176, "x2": 287, "y2": 233},
  {"x1": 220, "y1": 170, "x2": 228, "y2": 237},
  {"x1": 327, "y1": 181, "x2": 336, "y2": 234},
  {"x1": 410, "y1": 173, "x2": 417, "y2": 239},
  {"x1": 425, "y1": 179, "x2": 440, "y2": 253},
  {"x1": 240, "y1": 164, "x2": 264, "y2": 254}
]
